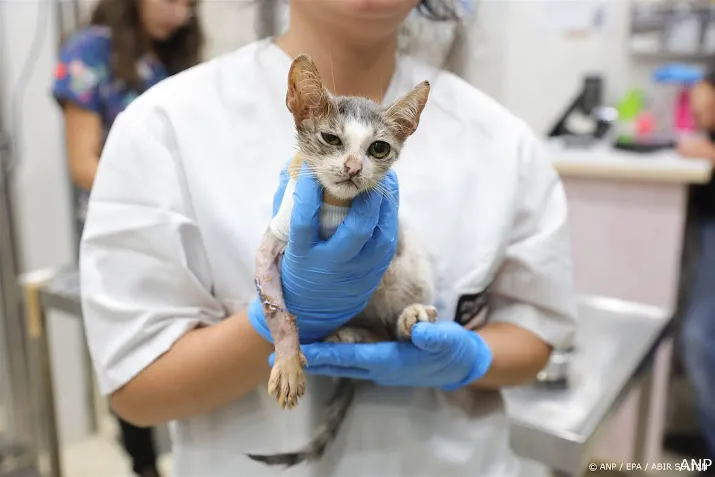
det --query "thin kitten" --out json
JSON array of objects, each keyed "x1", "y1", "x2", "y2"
[{"x1": 248, "y1": 54, "x2": 435, "y2": 466}]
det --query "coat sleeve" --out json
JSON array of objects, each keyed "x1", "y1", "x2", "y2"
[
  {"x1": 487, "y1": 127, "x2": 577, "y2": 349},
  {"x1": 80, "y1": 106, "x2": 225, "y2": 395}
]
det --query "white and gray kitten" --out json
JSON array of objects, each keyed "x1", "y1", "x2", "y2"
[{"x1": 248, "y1": 54, "x2": 434, "y2": 467}]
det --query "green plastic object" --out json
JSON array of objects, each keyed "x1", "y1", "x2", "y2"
[{"x1": 617, "y1": 88, "x2": 644, "y2": 121}]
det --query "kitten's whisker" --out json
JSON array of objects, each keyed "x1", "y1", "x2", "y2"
[
  {"x1": 328, "y1": 45, "x2": 336, "y2": 94},
  {"x1": 291, "y1": 168, "x2": 316, "y2": 175},
  {"x1": 367, "y1": 182, "x2": 399, "y2": 211},
  {"x1": 291, "y1": 173, "x2": 318, "y2": 181},
  {"x1": 286, "y1": 167, "x2": 317, "y2": 178},
  {"x1": 372, "y1": 181, "x2": 396, "y2": 198},
  {"x1": 377, "y1": 183, "x2": 398, "y2": 204},
  {"x1": 379, "y1": 73, "x2": 385, "y2": 104},
  {"x1": 366, "y1": 188, "x2": 389, "y2": 209}
]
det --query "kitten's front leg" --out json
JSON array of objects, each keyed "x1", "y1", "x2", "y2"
[
  {"x1": 396, "y1": 304, "x2": 438, "y2": 341},
  {"x1": 255, "y1": 229, "x2": 306, "y2": 410}
]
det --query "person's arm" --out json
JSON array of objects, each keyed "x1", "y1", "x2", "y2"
[
  {"x1": 80, "y1": 108, "x2": 270, "y2": 428},
  {"x1": 690, "y1": 81, "x2": 715, "y2": 133},
  {"x1": 677, "y1": 138, "x2": 715, "y2": 163},
  {"x1": 677, "y1": 79, "x2": 715, "y2": 163},
  {"x1": 62, "y1": 103, "x2": 101, "y2": 190},
  {"x1": 468, "y1": 126, "x2": 577, "y2": 391},
  {"x1": 52, "y1": 31, "x2": 106, "y2": 190},
  {"x1": 466, "y1": 322, "x2": 551, "y2": 390},
  {"x1": 111, "y1": 308, "x2": 273, "y2": 426}
]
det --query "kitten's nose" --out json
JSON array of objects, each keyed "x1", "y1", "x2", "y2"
[{"x1": 344, "y1": 157, "x2": 362, "y2": 177}]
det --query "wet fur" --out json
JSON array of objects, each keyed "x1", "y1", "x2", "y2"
[{"x1": 248, "y1": 54, "x2": 432, "y2": 467}]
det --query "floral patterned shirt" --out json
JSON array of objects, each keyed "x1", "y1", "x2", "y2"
[
  {"x1": 52, "y1": 26, "x2": 168, "y2": 226},
  {"x1": 53, "y1": 26, "x2": 168, "y2": 134}
]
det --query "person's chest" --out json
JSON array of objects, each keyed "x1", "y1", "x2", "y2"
[{"x1": 172, "y1": 93, "x2": 522, "y2": 324}]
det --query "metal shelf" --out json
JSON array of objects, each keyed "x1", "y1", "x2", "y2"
[
  {"x1": 630, "y1": 50, "x2": 714, "y2": 61},
  {"x1": 630, "y1": 0, "x2": 715, "y2": 63}
]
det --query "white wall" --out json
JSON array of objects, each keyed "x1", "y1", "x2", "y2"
[
  {"x1": 452, "y1": 1, "x2": 511, "y2": 104},
  {"x1": 1, "y1": 1, "x2": 75, "y2": 271},
  {"x1": 501, "y1": 1, "x2": 633, "y2": 135},
  {"x1": 200, "y1": 0, "x2": 265, "y2": 58},
  {"x1": 453, "y1": 0, "x2": 639, "y2": 136},
  {"x1": 1, "y1": 0, "x2": 86, "y2": 446}
]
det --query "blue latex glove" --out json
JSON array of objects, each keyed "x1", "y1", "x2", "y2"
[
  {"x1": 287, "y1": 321, "x2": 493, "y2": 391},
  {"x1": 248, "y1": 164, "x2": 400, "y2": 343},
  {"x1": 652, "y1": 63, "x2": 704, "y2": 86}
]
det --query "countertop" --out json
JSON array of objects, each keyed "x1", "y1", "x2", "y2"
[
  {"x1": 547, "y1": 141, "x2": 714, "y2": 184},
  {"x1": 31, "y1": 267, "x2": 673, "y2": 475}
]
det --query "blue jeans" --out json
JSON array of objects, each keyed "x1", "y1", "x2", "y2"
[{"x1": 681, "y1": 218, "x2": 715, "y2": 457}]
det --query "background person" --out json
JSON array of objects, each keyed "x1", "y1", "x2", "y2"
[
  {"x1": 52, "y1": 0, "x2": 203, "y2": 475},
  {"x1": 675, "y1": 64, "x2": 715, "y2": 464}
]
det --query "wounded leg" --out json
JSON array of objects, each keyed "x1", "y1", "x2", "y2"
[{"x1": 255, "y1": 229, "x2": 307, "y2": 410}]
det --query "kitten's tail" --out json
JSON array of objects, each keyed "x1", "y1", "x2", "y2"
[{"x1": 246, "y1": 378, "x2": 356, "y2": 467}]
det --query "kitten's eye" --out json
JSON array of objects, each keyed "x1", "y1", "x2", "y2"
[
  {"x1": 321, "y1": 133, "x2": 342, "y2": 146},
  {"x1": 368, "y1": 141, "x2": 391, "y2": 159}
]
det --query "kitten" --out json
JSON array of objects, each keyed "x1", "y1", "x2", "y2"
[{"x1": 248, "y1": 54, "x2": 435, "y2": 467}]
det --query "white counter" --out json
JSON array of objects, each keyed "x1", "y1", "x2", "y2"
[{"x1": 547, "y1": 142, "x2": 713, "y2": 184}]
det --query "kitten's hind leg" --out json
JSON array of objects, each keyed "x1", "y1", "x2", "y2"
[
  {"x1": 255, "y1": 229, "x2": 306, "y2": 410},
  {"x1": 246, "y1": 326, "x2": 377, "y2": 467},
  {"x1": 396, "y1": 304, "x2": 438, "y2": 341}
]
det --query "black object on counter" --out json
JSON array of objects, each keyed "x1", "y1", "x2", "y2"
[
  {"x1": 548, "y1": 75, "x2": 613, "y2": 140},
  {"x1": 612, "y1": 136, "x2": 676, "y2": 153}
]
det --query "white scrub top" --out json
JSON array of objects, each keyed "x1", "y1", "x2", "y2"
[{"x1": 80, "y1": 38, "x2": 576, "y2": 477}]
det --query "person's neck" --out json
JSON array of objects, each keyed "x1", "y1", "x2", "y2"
[{"x1": 275, "y1": 12, "x2": 397, "y2": 102}]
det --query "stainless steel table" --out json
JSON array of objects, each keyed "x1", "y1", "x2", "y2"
[
  {"x1": 23, "y1": 267, "x2": 672, "y2": 477},
  {"x1": 504, "y1": 296, "x2": 671, "y2": 476}
]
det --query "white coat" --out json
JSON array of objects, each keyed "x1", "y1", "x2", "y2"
[{"x1": 79, "y1": 38, "x2": 577, "y2": 477}]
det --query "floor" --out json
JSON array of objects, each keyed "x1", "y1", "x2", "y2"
[
  {"x1": 62, "y1": 435, "x2": 172, "y2": 477},
  {"x1": 61, "y1": 416, "x2": 172, "y2": 477}
]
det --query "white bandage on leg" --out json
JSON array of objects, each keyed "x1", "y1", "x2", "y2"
[
  {"x1": 319, "y1": 203, "x2": 349, "y2": 240},
  {"x1": 270, "y1": 178, "x2": 296, "y2": 242},
  {"x1": 269, "y1": 177, "x2": 350, "y2": 242}
]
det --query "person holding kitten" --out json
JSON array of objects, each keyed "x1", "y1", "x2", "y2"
[
  {"x1": 78, "y1": 1, "x2": 577, "y2": 476},
  {"x1": 676, "y1": 66, "x2": 715, "y2": 461}
]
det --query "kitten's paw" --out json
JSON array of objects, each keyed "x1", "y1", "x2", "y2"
[
  {"x1": 324, "y1": 327, "x2": 380, "y2": 344},
  {"x1": 396, "y1": 304, "x2": 438, "y2": 341},
  {"x1": 267, "y1": 351, "x2": 307, "y2": 410}
]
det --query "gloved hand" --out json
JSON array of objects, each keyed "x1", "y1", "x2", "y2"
[
  {"x1": 290, "y1": 321, "x2": 493, "y2": 391},
  {"x1": 248, "y1": 164, "x2": 400, "y2": 343}
]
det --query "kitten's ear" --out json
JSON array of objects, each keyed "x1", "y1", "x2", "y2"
[
  {"x1": 286, "y1": 54, "x2": 332, "y2": 124},
  {"x1": 385, "y1": 80, "x2": 430, "y2": 141}
]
